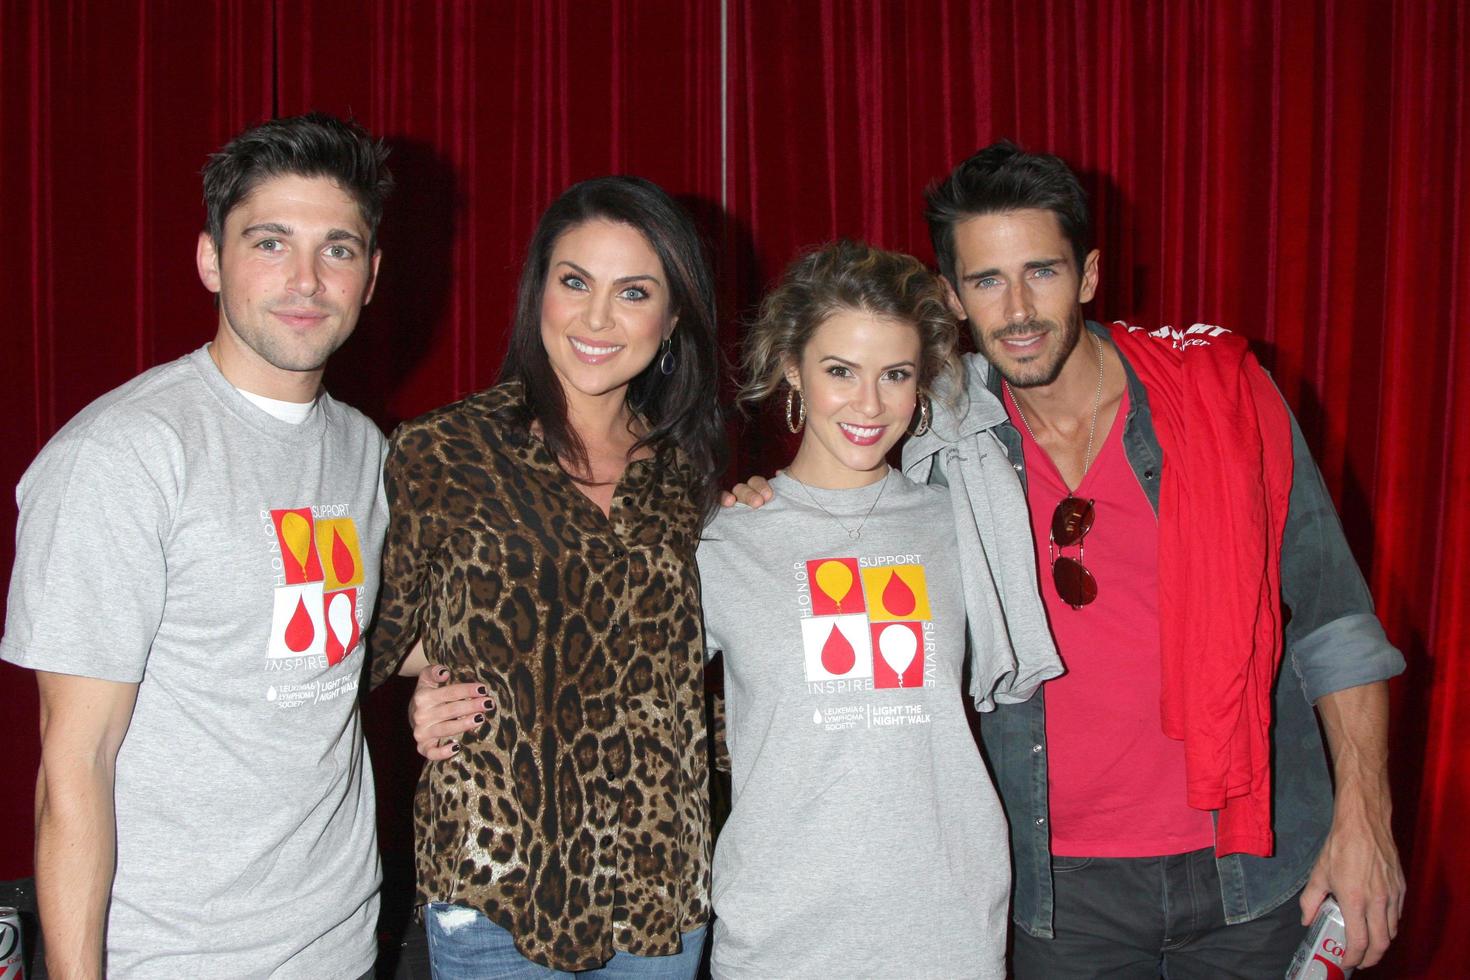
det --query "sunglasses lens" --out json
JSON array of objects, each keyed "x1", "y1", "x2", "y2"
[
  {"x1": 1051, "y1": 497, "x2": 1095, "y2": 546},
  {"x1": 1053, "y1": 556, "x2": 1098, "y2": 608}
]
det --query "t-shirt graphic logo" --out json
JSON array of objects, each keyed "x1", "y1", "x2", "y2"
[
  {"x1": 861, "y1": 565, "x2": 931, "y2": 621},
  {"x1": 801, "y1": 558, "x2": 933, "y2": 687},
  {"x1": 872, "y1": 621, "x2": 924, "y2": 688},
  {"x1": 800, "y1": 615, "x2": 873, "y2": 681},
  {"x1": 324, "y1": 589, "x2": 361, "y2": 666},
  {"x1": 316, "y1": 517, "x2": 364, "y2": 591},
  {"x1": 807, "y1": 558, "x2": 864, "y2": 615},
  {"x1": 273, "y1": 508, "x2": 324, "y2": 583},
  {"x1": 269, "y1": 585, "x2": 326, "y2": 659},
  {"x1": 266, "y1": 507, "x2": 365, "y2": 662}
]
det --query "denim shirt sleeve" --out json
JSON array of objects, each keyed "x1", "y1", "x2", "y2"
[{"x1": 1277, "y1": 405, "x2": 1406, "y2": 703}]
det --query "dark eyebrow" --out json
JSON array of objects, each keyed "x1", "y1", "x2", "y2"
[
  {"x1": 960, "y1": 257, "x2": 1067, "y2": 284},
  {"x1": 556, "y1": 260, "x2": 662, "y2": 287},
  {"x1": 241, "y1": 223, "x2": 366, "y2": 249},
  {"x1": 325, "y1": 228, "x2": 367, "y2": 248}
]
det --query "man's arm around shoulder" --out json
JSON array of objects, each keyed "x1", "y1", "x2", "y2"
[{"x1": 34, "y1": 670, "x2": 138, "y2": 980}]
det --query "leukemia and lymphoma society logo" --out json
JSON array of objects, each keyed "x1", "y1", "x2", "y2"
[
  {"x1": 266, "y1": 507, "x2": 364, "y2": 671},
  {"x1": 801, "y1": 557, "x2": 930, "y2": 689}
]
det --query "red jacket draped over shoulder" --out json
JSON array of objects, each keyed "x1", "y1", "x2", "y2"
[{"x1": 1109, "y1": 322, "x2": 1293, "y2": 858}]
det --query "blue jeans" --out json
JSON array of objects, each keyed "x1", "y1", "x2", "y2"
[{"x1": 424, "y1": 903, "x2": 708, "y2": 980}]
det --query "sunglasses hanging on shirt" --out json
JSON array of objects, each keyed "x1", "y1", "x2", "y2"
[{"x1": 1049, "y1": 495, "x2": 1097, "y2": 608}]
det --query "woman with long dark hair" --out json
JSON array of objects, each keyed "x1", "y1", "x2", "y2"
[{"x1": 370, "y1": 176, "x2": 727, "y2": 978}]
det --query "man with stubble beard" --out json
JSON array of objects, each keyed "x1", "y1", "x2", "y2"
[
  {"x1": 2, "y1": 113, "x2": 392, "y2": 979},
  {"x1": 904, "y1": 141, "x2": 1405, "y2": 977}
]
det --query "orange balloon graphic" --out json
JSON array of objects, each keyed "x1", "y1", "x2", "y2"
[
  {"x1": 815, "y1": 560, "x2": 854, "y2": 612},
  {"x1": 281, "y1": 512, "x2": 312, "y2": 576}
]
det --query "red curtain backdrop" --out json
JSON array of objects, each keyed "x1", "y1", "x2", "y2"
[{"x1": 1, "y1": 2, "x2": 1465, "y2": 974}]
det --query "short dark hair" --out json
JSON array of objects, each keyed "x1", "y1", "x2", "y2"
[
  {"x1": 499, "y1": 176, "x2": 728, "y2": 515},
  {"x1": 738, "y1": 239, "x2": 960, "y2": 410},
  {"x1": 924, "y1": 139, "x2": 1090, "y2": 284},
  {"x1": 202, "y1": 112, "x2": 393, "y2": 251}
]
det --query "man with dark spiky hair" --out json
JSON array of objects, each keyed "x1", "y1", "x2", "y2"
[
  {"x1": 916, "y1": 140, "x2": 1405, "y2": 977},
  {"x1": 2, "y1": 113, "x2": 393, "y2": 979}
]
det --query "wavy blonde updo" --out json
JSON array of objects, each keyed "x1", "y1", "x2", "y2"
[{"x1": 738, "y1": 239, "x2": 961, "y2": 414}]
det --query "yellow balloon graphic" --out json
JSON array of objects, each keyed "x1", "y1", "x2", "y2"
[
  {"x1": 815, "y1": 560, "x2": 854, "y2": 610},
  {"x1": 281, "y1": 512, "x2": 312, "y2": 575}
]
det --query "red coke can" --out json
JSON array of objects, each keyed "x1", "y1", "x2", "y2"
[
  {"x1": 0, "y1": 907, "x2": 22, "y2": 980},
  {"x1": 1285, "y1": 896, "x2": 1352, "y2": 980}
]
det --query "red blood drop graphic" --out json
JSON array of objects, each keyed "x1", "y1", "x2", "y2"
[
  {"x1": 820, "y1": 624, "x2": 856, "y2": 675},
  {"x1": 285, "y1": 596, "x2": 315, "y2": 652},
  {"x1": 331, "y1": 529, "x2": 356, "y2": 582},
  {"x1": 882, "y1": 570, "x2": 917, "y2": 616}
]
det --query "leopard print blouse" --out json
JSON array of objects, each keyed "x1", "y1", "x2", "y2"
[{"x1": 371, "y1": 382, "x2": 711, "y2": 970}]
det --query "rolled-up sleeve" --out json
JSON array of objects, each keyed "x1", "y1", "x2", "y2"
[{"x1": 1278, "y1": 405, "x2": 1405, "y2": 702}]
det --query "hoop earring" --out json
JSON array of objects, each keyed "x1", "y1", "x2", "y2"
[
  {"x1": 911, "y1": 394, "x2": 931, "y2": 437},
  {"x1": 658, "y1": 336, "x2": 676, "y2": 376},
  {"x1": 785, "y1": 387, "x2": 806, "y2": 433}
]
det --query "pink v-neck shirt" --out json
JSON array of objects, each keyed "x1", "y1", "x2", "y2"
[{"x1": 1008, "y1": 386, "x2": 1214, "y2": 858}]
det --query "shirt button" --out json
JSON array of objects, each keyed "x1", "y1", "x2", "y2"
[
  {"x1": 1035, "y1": 817, "x2": 1047, "y2": 827},
  {"x1": 1145, "y1": 469, "x2": 1156, "y2": 480},
  {"x1": 1013, "y1": 463, "x2": 1023, "y2": 472},
  {"x1": 611, "y1": 624, "x2": 623, "y2": 636},
  {"x1": 1032, "y1": 744, "x2": 1044, "y2": 754}
]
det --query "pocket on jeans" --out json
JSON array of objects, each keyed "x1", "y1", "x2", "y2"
[{"x1": 1051, "y1": 856, "x2": 1094, "y2": 873}]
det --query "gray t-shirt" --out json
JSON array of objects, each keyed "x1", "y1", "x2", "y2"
[
  {"x1": 699, "y1": 471, "x2": 1008, "y2": 980},
  {"x1": 2, "y1": 347, "x2": 387, "y2": 979}
]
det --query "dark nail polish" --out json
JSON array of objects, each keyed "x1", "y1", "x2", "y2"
[
  {"x1": 483, "y1": 699, "x2": 494, "y2": 712},
  {"x1": 448, "y1": 741, "x2": 460, "y2": 753},
  {"x1": 476, "y1": 685, "x2": 487, "y2": 696},
  {"x1": 473, "y1": 713, "x2": 484, "y2": 724}
]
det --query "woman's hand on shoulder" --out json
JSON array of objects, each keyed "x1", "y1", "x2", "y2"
[{"x1": 411, "y1": 665, "x2": 492, "y2": 761}]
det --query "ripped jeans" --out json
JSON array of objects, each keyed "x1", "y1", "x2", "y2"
[{"x1": 424, "y1": 903, "x2": 708, "y2": 980}]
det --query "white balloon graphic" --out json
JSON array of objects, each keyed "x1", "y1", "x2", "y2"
[
  {"x1": 878, "y1": 624, "x2": 918, "y2": 684},
  {"x1": 328, "y1": 593, "x2": 355, "y2": 649}
]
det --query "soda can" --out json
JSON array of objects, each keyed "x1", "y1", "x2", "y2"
[
  {"x1": 0, "y1": 906, "x2": 22, "y2": 980},
  {"x1": 1285, "y1": 896, "x2": 1351, "y2": 980}
]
